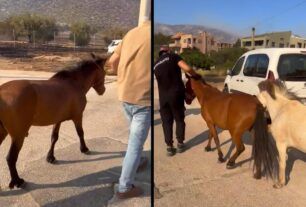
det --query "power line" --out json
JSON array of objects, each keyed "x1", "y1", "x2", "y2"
[
  {"x1": 253, "y1": 0, "x2": 306, "y2": 27},
  {"x1": 238, "y1": 0, "x2": 306, "y2": 36}
]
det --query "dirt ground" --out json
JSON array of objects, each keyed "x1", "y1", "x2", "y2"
[{"x1": 154, "y1": 79, "x2": 306, "y2": 207}]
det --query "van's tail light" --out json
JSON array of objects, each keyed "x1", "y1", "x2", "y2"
[{"x1": 267, "y1": 71, "x2": 275, "y2": 81}]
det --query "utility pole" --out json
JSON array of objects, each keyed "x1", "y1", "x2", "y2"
[
  {"x1": 251, "y1": 27, "x2": 255, "y2": 50},
  {"x1": 138, "y1": 0, "x2": 151, "y2": 25}
]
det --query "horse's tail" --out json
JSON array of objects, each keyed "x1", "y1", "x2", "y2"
[{"x1": 252, "y1": 104, "x2": 279, "y2": 179}]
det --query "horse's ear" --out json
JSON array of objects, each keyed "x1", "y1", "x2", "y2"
[
  {"x1": 258, "y1": 81, "x2": 276, "y2": 99},
  {"x1": 96, "y1": 57, "x2": 107, "y2": 66},
  {"x1": 91, "y1": 53, "x2": 96, "y2": 59}
]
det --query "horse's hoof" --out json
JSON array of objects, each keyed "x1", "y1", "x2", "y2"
[
  {"x1": 253, "y1": 173, "x2": 262, "y2": 180},
  {"x1": 46, "y1": 156, "x2": 56, "y2": 164},
  {"x1": 218, "y1": 157, "x2": 225, "y2": 163},
  {"x1": 204, "y1": 146, "x2": 212, "y2": 152},
  {"x1": 9, "y1": 178, "x2": 25, "y2": 189},
  {"x1": 81, "y1": 147, "x2": 90, "y2": 154},
  {"x1": 226, "y1": 161, "x2": 236, "y2": 169},
  {"x1": 273, "y1": 183, "x2": 284, "y2": 189}
]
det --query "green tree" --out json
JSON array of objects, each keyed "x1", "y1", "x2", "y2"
[
  {"x1": 154, "y1": 33, "x2": 172, "y2": 60},
  {"x1": 3, "y1": 13, "x2": 57, "y2": 42},
  {"x1": 103, "y1": 27, "x2": 128, "y2": 45},
  {"x1": 180, "y1": 48, "x2": 212, "y2": 69},
  {"x1": 233, "y1": 38, "x2": 241, "y2": 48},
  {"x1": 69, "y1": 22, "x2": 92, "y2": 46},
  {"x1": 210, "y1": 47, "x2": 248, "y2": 69}
]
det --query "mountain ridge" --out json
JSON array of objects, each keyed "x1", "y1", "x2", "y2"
[
  {"x1": 0, "y1": 0, "x2": 140, "y2": 29},
  {"x1": 155, "y1": 22, "x2": 238, "y2": 43}
]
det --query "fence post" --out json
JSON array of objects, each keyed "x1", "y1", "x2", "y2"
[
  {"x1": 33, "y1": 30, "x2": 36, "y2": 48},
  {"x1": 13, "y1": 29, "x2": 16, "y2": 48},
  {"x1": 74, "y1": 33, "x2": 76, "y2": 52}
]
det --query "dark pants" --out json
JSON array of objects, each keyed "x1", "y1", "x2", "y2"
[{"x1": 159, "y1": 94, "x2": 185, "y2": 146}]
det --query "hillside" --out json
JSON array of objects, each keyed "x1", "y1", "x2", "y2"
[
  {"x1": 0, "y1": 0, "x2": 140, "y2": 29},
  {"x1": 155, "y1": 23, "x2": 238, "y2": 43}
]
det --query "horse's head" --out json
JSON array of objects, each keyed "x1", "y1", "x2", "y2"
[
  {"x1": 91, "y1": 53, "x2": 107, "y2": 95},
  {"x1": 257, "y1": 80, "x2": 276, "y2": 107},
  {"x1": 185, "y1": 75, "x2": 196, "y2": 105}
]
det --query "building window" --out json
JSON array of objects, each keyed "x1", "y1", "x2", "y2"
[
  {"x1": 290, "y1": 44, "x2": 295, "y2": 48},
  {"x1": 244, "y1": 41, "x2": 251, "y2": 46},
  {"x1": 255, "y1": 40, "x2": 264, "y2": 46},
  {"x1": 266, "y1": 40, "x2": 269, "y2": 46},
  {"x1": 280, "y1": 38, "x2": 284, "y2": 41},
  {"x1": 187, "y1": 38, "x2": 191, "y2": 44},
  {"x1": 271, "y1": 42, "x2": 275, "y2": 47},
  {"x1": 193, "y1": 38, "x2": 196, "y2": 43},
  {"x1": 198, "y1": 39, "x2": 202, "y2": 44},
  {"x1": 298, "y1": 43, "x2": 302, "y2": 48},
  {"x1": 279, "y1": 43, "x2": 284, "y2": 48}
]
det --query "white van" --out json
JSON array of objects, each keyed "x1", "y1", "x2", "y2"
[
  {"x1": 107, "y1": 39, "x2": 122, "y2": 54},
  {"x1": 223, "y1": 48, "x2": 306, "y2": 103}
]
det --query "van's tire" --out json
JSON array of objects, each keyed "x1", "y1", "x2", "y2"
[{"x1": 223, "y1": 85, "x2": 229, "y2": 93}]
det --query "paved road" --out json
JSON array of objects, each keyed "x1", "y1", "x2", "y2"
[
  {"x1": 154, "y1": 79, "x2": 306, "y2": 207},
  {"x1": 0, "y1": 70, "x2": 151, "y2": 207}
]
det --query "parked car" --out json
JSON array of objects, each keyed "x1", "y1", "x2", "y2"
[
  {"x1": 107, "y1": 39, "x2": 122, "y2": 54},
  {"x1": 223, "y1": 48, "x2": 306, "y2": 103}
]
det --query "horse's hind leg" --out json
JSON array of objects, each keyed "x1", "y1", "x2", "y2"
[
  {"x1": 207, "y1": 123, "x2": 224, "y2": 162},
  {"x1": 46, "y1": 122, "x2": 61, "y2": 163},
  {"x1": 7, "y1": 137, "x2": 25, "y2": 189},
  {"x1": 0, "y1": 122, "x2": 8, "y2": 145},
  {"x1": 226, "y1": 131, "x2": 245, "y2": 169},
  {"x1": 204, "y1": 132, "x2": 213, "y2": 152},
  {"x1": 72, "y1": 117, "x2": 89, "y2": 154}
]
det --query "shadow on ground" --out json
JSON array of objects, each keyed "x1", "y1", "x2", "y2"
[{"x1": 0, "y1": 138, "x2": 151, "y2": 207}]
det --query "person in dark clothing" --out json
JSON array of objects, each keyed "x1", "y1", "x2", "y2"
[{"x1": 154, "y1": 46, "x2": 201, "y2": 156}]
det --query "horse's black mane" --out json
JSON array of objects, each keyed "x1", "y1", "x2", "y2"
[{"x1": 51, "y1": 60, "x2": 98, "y2": 80}]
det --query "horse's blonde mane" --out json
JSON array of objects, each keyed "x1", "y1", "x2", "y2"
[{"x1": 273, "y1": 80, "x2": 301, "y2": 102}]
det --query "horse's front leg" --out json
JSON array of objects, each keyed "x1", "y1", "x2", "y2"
[
  {"x1": 207, "y1": 123, "x2": 224, "y2": 163},
  {"x1": 46, "y1": 122, "x2": 61, "y2": 163},
  {"x1": 274, "y1": 143, "x2": 287, "y2": 189},
  {"x1": 73, "y1": 116, "x2": 89, "y2": 154}
]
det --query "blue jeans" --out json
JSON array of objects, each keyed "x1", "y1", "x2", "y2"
[{"x1": 118, "y1": 102, "x2": 151, "y2": 193}]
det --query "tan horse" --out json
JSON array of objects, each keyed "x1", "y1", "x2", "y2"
[
  {"x1": 185, "y1": 76, "x2": 279, "y2": 180},
  {"x1": 257, "y1": 80, "x2": 306, "y2": 188},
  {"x1": 0, "y1": 53, "x2": 106, "y2": 189}
]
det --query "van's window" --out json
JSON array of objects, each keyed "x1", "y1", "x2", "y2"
[
  {"x1": 231, "y1": 56, "x2": 245, "y2": 76},
  {"x1": 243, "y1": 54, "x2": 269, "y2": 77},
  {"x1": 278, "y1": 54, "x2": 306, "y2": 81}
]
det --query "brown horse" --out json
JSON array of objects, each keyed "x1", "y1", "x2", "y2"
[
  {"x1": 0, "y1": 53, "x2": 107, "y2": 189},
  {"x1": 185, "y1": 75, "x2": 278, "y2": 179}
]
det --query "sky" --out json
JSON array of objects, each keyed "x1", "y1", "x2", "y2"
[{"x1": 154, "y1": 0, "x2": 306, "y2": 37}]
